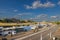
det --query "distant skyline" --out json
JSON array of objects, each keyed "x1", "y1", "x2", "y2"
[{"x1": 0, "y1": 0, "x2": 60, "y2": 21}]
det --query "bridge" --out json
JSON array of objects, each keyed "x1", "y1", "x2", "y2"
[{"x1": 11, "y1": 25, "x2": 58, "y2": 40}]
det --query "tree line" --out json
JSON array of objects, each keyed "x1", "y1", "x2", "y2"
[
  {"x1": 0, "y1": 18, "x2": 34, "y2": 23},
  {"x1": 52, "y1": 21, "x2": 60, "y2": 25}
]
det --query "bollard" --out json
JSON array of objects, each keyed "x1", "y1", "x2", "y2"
[
  {"x1": 53, "y1": 37, "x2": 55, "y2": 40},
  {"x1": 40, "y1": 34, "x2": 42, "y2": 40},
  {"x1": 49, "y1": 32, "x2": 52, "y2": 38}
]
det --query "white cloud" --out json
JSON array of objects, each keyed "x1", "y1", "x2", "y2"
[
  {"x1": 58, "y1": 1, "x2": 60, "y2": 5},
  {"x1": 13, "y1": 13, "x2": 31, "y2": 19},
  {"x1": 25, "y1": 1, "x2": 55, "y2": 9},
  {"x1": 25, "y1": 5, "x2": 32, "y2": 9},
  {"x1": 43, "y1": 2, "x2": 55, "y2": 7},
  {"x1": 31, "y1": 14, "x2": 48, "y2": 20},
  {"x1": 50, "y1": 16, "x2": 58, "y2": 18},
  {"x1": 13, "y1": 10, "x2": 18, "y2": 12},
  {"x1": 30, "y1": 18, "x2": 34, "y2": 20},
  {"x1": 15, "y1": 13, "x2": 32, "y2": 17},
  {"x1": 29, "y1": 14, "x2": 48, "y2": 22},
  {"x1": 36, "y1": 14, "x2": 47, "y2": 18},
  {"x1": 18, "y1": 14, "x2": 23, "y2": 16}
]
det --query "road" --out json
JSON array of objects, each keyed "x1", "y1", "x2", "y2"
[{"x1": 14, "y1": 25, "x2": 58, "y2": 40}]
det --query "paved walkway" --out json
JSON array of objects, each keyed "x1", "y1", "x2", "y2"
[
  {"x1": 49, "y1": 27, "x2": 60, "y2": 40},
  {"x1": 53, "y1": 27, "x2": 60, "y2": 39}
]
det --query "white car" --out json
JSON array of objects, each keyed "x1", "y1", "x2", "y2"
[
  {"x1": 11, "y1": 30, "x2": 16, "y2": 35},
  {"x1": 30, "y1": 25, "x2": 37, "y2": 30}
]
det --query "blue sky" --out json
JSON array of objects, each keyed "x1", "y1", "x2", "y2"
[{"x1": 0, "y1": 0, "x2": 60, "y2": 21}]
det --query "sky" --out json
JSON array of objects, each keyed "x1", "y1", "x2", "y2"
[{"x1": 0, "y1": 0, "x2": 60, "y2": 21}]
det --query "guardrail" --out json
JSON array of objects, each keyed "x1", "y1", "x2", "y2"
[{"x1": 14, "y1": 25, "x2": 58, "y2": 40}]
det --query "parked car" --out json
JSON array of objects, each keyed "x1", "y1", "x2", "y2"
[
  {"x1": 0, "y1": 27, "x2": 3, "y2": 36},
  {"x1": 2, "y1": 31, "x2": 8, "y2": 36},
  {"x1": 23, "y1": 26, "x2": 31, "y2": 31},
  {"x1": 30, "y1": 25, "x2": 37, "y2": 30},
  {"x1": 15, "y1": 26, "x2": 31, "y2": 33}
]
